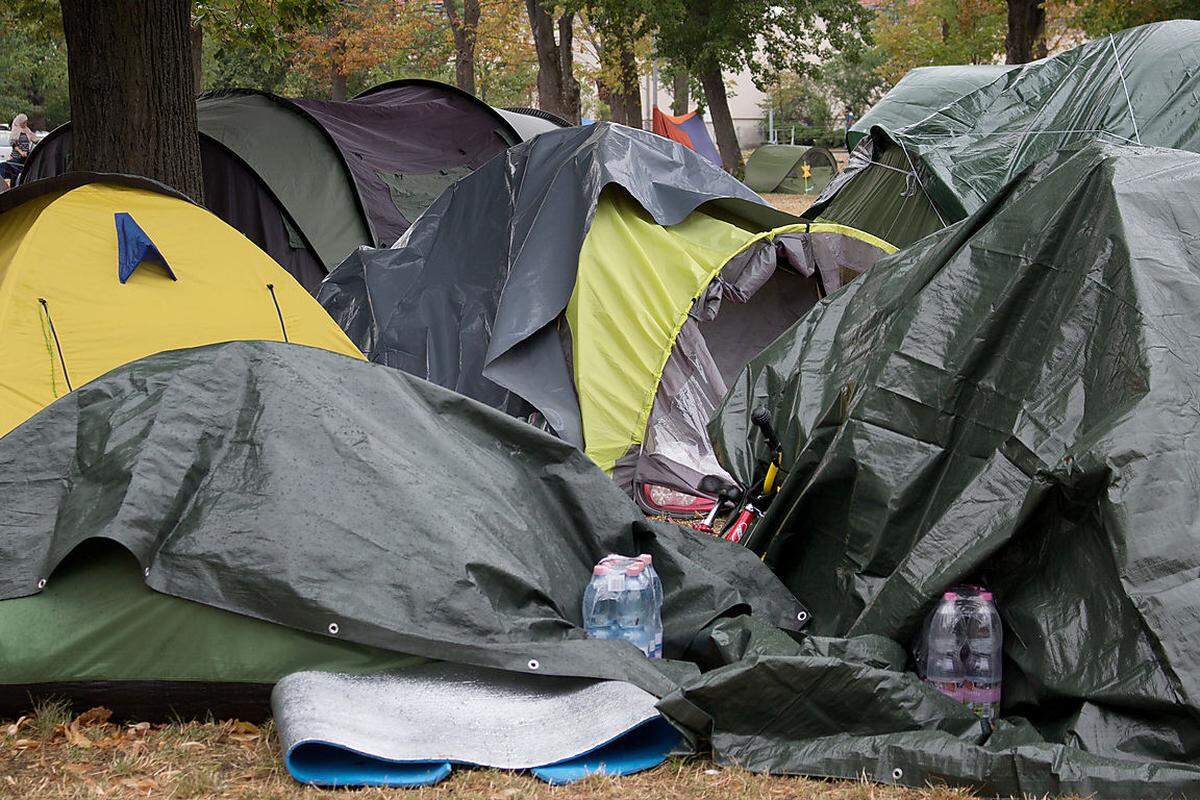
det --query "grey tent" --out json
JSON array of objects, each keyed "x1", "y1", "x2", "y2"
[
  {"x1": 21, "y1": 79, "x2": 528, "y2": 292},
  {"x1": 318, "y1": 123, "x2": 893, "y2": 514}
]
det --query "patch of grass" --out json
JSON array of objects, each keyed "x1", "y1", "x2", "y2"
[
  {"x1": 30, "y1": 697, "x2": 72, "y2": 741},
  {"x1": 0, "y1": 713, "x2": 990, "y2": 800}
]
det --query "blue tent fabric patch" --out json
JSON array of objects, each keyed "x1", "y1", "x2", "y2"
[{"x1": 115, "y1": 212, "x2": 176, "y2": 283}]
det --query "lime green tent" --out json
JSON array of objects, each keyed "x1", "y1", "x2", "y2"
[
  {"x1": 744, "y1": 145, "x2": 838, "y2": 195},
  {"x1": 321, "y1": 124, "x2": 895, "y2": 514}
]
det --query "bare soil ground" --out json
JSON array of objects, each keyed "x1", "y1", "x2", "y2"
[
  {"x1": 764, "y1": 193, "x2": 817, "y2": 217},
  {"x1": 0, "y1": 702, "x2": 979, "y2": 800}
]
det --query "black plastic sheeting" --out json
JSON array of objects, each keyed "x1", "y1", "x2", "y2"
[
  {"x1": 0, "y1": 340, "x2": 803, "y2": 704},
  {"x1": 319, "y1": 122, "x2": 796, "y2": 447},
  {"x1": 702, "y1": 142, "x2": 1200, "y2": 795}
]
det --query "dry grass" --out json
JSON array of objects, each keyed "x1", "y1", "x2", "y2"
[
  {"x1": 0, "y1": 703, "x2": 977, "y2": 800},
  {"x1": 764, "y1": 194, "x2": 818, "y2": 217}
]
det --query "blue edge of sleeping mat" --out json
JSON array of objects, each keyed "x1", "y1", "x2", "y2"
[{"x1": 285, "y1": 716, "x2": 681, "y2": 787}]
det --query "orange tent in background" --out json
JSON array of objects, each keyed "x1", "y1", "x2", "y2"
[{"x1": 651, "y1": 108, "x2": 721, "y2": 166}]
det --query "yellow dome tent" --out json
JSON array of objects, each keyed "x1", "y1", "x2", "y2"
[{"x1": 0, "y1": 174, "x2": 363, "y2": 437}]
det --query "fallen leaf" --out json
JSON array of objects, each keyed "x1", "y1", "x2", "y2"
[
  {"x1": 63, "y1": 720, "x2": 94, "y2": 749},
  {"x1": 5, "y1": 715, "x2": 28, "y2": 736},
  {"x1": 12, "y1": 738, "x2": 39, "y2": 749},
  {"x1": 126, "y1": 722, "x2": 150, "y2": 735},
  {"x1": 230, "y1": 720, "x2": 260, "y2": 736},
  {"x1": 178, "y1": 741, "x2": 206, "y2": 751},
  {"x1": 118, "y1": 777, "x2": 158, "y2": 791},
  {"x1": 74, "y1": 707, "x2": 112, "y2": 728}
]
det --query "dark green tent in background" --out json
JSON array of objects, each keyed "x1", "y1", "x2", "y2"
[
  {"x1": 846, "y1": 63, "x2": 1015, "y2": 151},
  {"x1": 810, "y1": 20, "x2": 1200, "y2": 250},
  {"x1": 743, "y1": 144, "x2": 838, "y2": 195},
  {"x1": 701, "y1": 141, "x2": 1200, "y2": 796}
]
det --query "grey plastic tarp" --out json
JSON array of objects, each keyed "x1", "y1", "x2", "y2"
[
  {"x1": 701, "y1": 141, "x2": 1200, "y2": 796},
  {"x1": 318, "y1": 122, "x2": 797, "y2": 447}
]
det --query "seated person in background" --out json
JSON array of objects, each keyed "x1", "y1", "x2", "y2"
[{"x1": 1, "y1": 114, "x2": 38, "y2": 186}]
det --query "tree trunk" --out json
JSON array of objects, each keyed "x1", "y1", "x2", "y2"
[
  {"x1": 615, "y1": 41, "x2": 641, "y2": 129},
  {"x1": 698, "y1": 61, "x2": 742, "y2": 175},
  {"x1": 443, "y1": 0, "x2": 479, "y2": 96},
  {"x1": 525, "y1": 0, "x2": 580, "y2": 123},
  {"x1": 331, "y1": 65, "x2": 347, "y2": 101},
  {"x1": 60, "y1": 0, "x2": 204, "y2": 202},
  {"x1": 1005, "y1": 0, "x2": 1047, "y2": 64},
  {"x1": 671, "y1": 70, "x2": 689, "y2": 115},
  {"x1": 191, "y1": 20, "x2": 203, "y2": 94}
]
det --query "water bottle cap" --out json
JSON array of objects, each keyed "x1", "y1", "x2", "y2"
[
  {"x1": 626, "y1": 563, "x2": 644, "y2": 576},
  {"x1": 592, "y1": 565, "x2": 609, "y2": 576},
  {"x1": 980, "y1": 591, "x2": 993, "y2": 601},
  {"x1": 638, "y1": 554, "x2": 652, "y2": 564},
  {"x1": 943, "y1": 592, "x2": 958, "y2": 601}
]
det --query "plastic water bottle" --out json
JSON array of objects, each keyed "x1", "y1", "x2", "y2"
[
  {"x1": 638, "y1": 554, "x2": 663, "y2": 658},
  {"x1": 962, "y1": 591, "x2": 1002, "y2": 720},
  {"x1": 617, "y1": 563, "x2": 653, "y2": 655},
  {"x1": 924, "y1": 592, "x2": 964, "y2": 703},
  {"x1": 582, "y1": 565, "x2": 622, "y2": 641}
]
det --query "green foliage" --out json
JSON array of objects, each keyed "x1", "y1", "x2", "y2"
[
  {"x1": 0, "y1": 9, "x2": 69, "y2": 129},
  {"x1": 764, "y1": 74, "x2": 840, "y2": 147},
  {"x1": 822, "y1": 46, "x2": 887, "y2": 117},
  {"x1": 650, "y1": 0, "x2": 870, "y2": 88},
  {"x1": 1062, "y1": 0, "x2": 1200, "y2": 36},
  {"x1": 873, "y1": 0, "x2": 1007, "y2": 85}
]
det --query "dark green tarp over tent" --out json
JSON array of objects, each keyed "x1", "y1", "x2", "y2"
[
  {"x1": 0, "y1": 340, "x2": 801, "y2": 717},
  {"x1": 811, "y1": 20, "x2": 1200, "y2": 249},
  {"x1": 703, "y1": 141, "x2": 1200, "y2": 796},
  {"x1": 846, "y1": 64, "x2": 1016, "y2": 151}
]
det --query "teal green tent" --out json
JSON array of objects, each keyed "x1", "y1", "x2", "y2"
[
  {"x1": 810, "y1": 21, "x2": 1200, "y2": 250},
  {"x1": 744, "y1": 145, "x2": 838, "y2": 195},
  {"x1": 846, "y1": 64, "x2": 1015, "y2": 151}
]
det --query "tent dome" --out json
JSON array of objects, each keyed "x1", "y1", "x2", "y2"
[{"x1": 0, "y1": 173, "x2": 362, "y2": 436}]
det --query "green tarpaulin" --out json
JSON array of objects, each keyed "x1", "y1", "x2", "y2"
[
  {"x1": 744, "y1": 145, "x2": 838, "y2": 195},
  {"x1": 847, "y1": 64, "x2": 1016, "y2": 151},
  {"x1": 705, "y1": 141, "x2": 1200, "y2": 796},
  {"x1": 812, "y1": 20, "x2": 1200, "y2": 249}
]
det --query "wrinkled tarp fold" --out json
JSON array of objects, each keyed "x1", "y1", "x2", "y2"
[{"x1": 705, "y1": 141, "x2": 1200, "y2": 796}]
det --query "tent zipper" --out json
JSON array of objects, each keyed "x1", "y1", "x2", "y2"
[
  {"x1": 38, "y1": 298, "x2": 73, "y2": 393},
  {"x1": 266, "y1": 284, "x2": 289, "y2": 343}
]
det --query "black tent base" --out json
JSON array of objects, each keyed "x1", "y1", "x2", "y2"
[{"x1": 0, "y1": 681, "x2": 275, "y2": 723}]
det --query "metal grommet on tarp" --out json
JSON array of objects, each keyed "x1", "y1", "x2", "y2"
[
  {"x1": 36, "y1": 578, "x2": 45, "y2": 589},
  {"x1": 143, "y1": 567, "x2": 150, "y2": 577},
  {"x1": 797, "y1": 611, "x2": 808, "y2": 623},
  {"x1": 328, "y1": 623, "x2": 340, "y2": 635},
  {"x1": 892, "y1": 767, "x2": 904, "y2": 781},
  {"x1": 527, "y1": 659, "x2": 540, "y2": 670}
]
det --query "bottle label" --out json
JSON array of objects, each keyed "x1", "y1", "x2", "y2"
[{"x1": 924, "y1": 677, "x2": 963, "y2": 702}]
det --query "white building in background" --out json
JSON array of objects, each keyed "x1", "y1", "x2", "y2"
[{"x1": 642, "y1": 66, "x2": 768, "y2": 149}]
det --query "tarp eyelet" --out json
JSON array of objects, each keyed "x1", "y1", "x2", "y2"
[
  {"x1": 328, "y1": 622, "x2": 340, "y2": 635},
  {"x1": 797, "y1": 611, "x2": 809, "y2": 622},
  {"x1": 892, "y1": 767, "x2": 904, "y2": 781},
  {"x1": 527, "y1": 659, "x2": 540, "y2": 670},
  {"x1": 37, "y1": 578, "x2": 45, "y2": 589},
  {"x1": 143, "y1": 567, "x2": 150, "y2": 577}
]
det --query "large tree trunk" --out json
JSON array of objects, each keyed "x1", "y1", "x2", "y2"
[
  {"x1": 525, "y1": 0, "x2": 580, "y2": 123},
  {"x1": 60, "y1": 0, "x2": 204, "y2": 202},
  {"x1": 698, "y1": 61, "x2": 742, "y2": 175},
  {"x1": 1005, "y1": 0, "x2": 1047, "y2": 64},
  {"x1": 191, "y1": 20, "x2": 203, "y2": 94},
  {"x1": 442, "y1": 0, "x2": 479, "y2": 96},
  {"x1": 671, "y1": 70, "x2": 689, "y2": 115}
]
